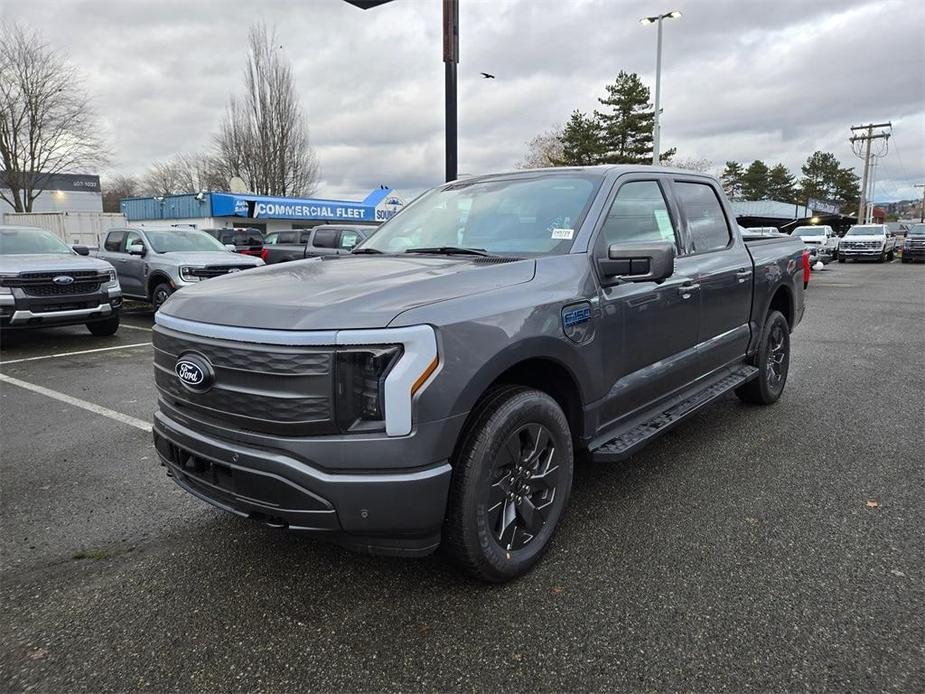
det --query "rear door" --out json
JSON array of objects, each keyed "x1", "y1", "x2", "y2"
[
  {"x1": 594, "y1": 175, "x2": 702, "y2": 431},
  {"x1": 669, "y1": 178, "x2": 753, "y2": 374}
]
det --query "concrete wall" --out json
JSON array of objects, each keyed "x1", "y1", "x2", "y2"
[
  {"x1": 1, "y1": 189, "x2": 103, "y2": 215},
  {"x1": 1, "y1": 212, "x2": 127, "y2": 246}
]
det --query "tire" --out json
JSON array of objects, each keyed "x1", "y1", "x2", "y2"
[
  {"x1": 838, "y1": 256, "x2": 846, "y2": 263},
  {"x1": 887, "y1": 249, "x2": 895, "y2": 261},
  {"x1": 735, "y1": 310, "x2": 790, "y2": 406},
  {"x1": 443, "y1": 385, "x2": 574, "y2": 583},
  {"x1": 151, "y1": 282, "x2": 173, "y2": 310},
  {"x1": 902, "y1": 257, "x2": 910, "y2": 264},
  {"x1": 86, "y1": 314, "x2": 119, "y2": 336},
  {"x1": 877, "y1": 250, "x2": 886, "y2": 263}
]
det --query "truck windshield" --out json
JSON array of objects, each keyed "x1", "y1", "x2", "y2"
[
  {"x1": 144, "y1": 229, "x2": 228, "y2": 253},
  {"x1": 846, "y1": 226, "x2": 883, "y2": 236},
  {"x1": 907, "y1": 224, "x2": 925, "y2": 236},
  {"x1": 357, "y1": 174, "x2": 600, "y2": 256},
  {"x1": 794, "y1": 227, "x2": 824, "y2": 237},
  {"x1": 0, "y1": 228, "x2": 73, "y2": 255}
]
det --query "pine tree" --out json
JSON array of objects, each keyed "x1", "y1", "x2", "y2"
[
  {"x1": 741, "y1": 160, "x2": 770, "y2": 200},
  {"x1": 766, "y1": 163, "x2": 796, "y2": 203},
  {"x1": 833, "y1": 167, "x2": 861, "y2": 212},
  {"x1": 596, "y1": 71, "x2": 655, "y2": 164},
  {"x1": 720, "y1": 161, "x2": 744, "y2": 200},
  {"x1": 798, "y1": 151, "x2": 841, "y2": 201},
  {"x1": 555, "y1": 110, "x2": 602, "y2": 166}
]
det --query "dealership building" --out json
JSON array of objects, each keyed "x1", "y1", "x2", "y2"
[
  {"x1": 120, "y1": 187, "x2": 405, "y2": 233},
  {"x1": 0, "y1": 172, "x2": 103, "y2": 215}
]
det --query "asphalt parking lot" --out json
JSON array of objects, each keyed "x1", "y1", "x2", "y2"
[{"x1": 1, "y1": 263, "x2": 923, "y2": 692}]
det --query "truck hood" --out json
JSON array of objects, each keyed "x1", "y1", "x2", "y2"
[
  {"x1": 160, "y1": 255, "x2": 536, "y2": 330},
  {"x1": 157, "y1": 251, "x2": 262, "y2": 266},
  {"x1": 0, "y1": 253, "x2": 115, "y2": 274}
]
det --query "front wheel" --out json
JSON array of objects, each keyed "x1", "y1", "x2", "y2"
[
  {"x1": 887, "y1": 249, "x2": 895, "y2": 261},
  {"x1": 151, "y1": 282, "x2": 173, "y2": 310},
  {"x1": 838, "y1": 256, "x2": 846, "y2": 263},
  {"x1": 443, "y1": 386, "x2": 574, "y2": 582},
  {"x1": 86, "y1": 314, "x2": 120, "y2": 336},
  {"x1": 736, "y1": 310, "x2": 790, "y2": 405}
]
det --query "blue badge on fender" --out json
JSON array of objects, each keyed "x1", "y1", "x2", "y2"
[{"x1": 562, "y1": 302, "x2": 593, "y2": 343}]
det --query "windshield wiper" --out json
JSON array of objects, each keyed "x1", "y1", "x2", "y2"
[
  {"x1": 404, "y1": 246, "x2": 489, "y2": 257},
  {"x1": 351, "y1": 247, "x2": 384, "y2": 255}
]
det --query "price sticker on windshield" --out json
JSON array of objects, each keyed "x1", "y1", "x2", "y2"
[{"x1": 551, "y1": 228, "x2": 574, "y2": 240}]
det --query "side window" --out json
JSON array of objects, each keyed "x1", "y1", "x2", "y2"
[
  {"x1": 339, "y1": 230, "x2": 360, "y2": 249},
  {"x1": 300, "y1": 231, "x2": 313, "y2": 243},
  {"x1": 246, "y1": 231, "x2": 263, "y2": 246},
  {"x1": 278, "y1": 231, "x2": 298, "y2": 244},
  {"x1": 123, "y1": 231, "x2": 144, "y2": 252},
  {"x1": 674, "y1": 182, "x2": 731, "y2": 253},
  {"x1": 312, "y1": 228, "x2": 339, "y2": 248},
  {"x1": 220, "y1": 231, "x2": 234, "y2": 244},
  {"x1": 601, "y1": 181, "x2": 677, "y2": 247},
  {"x1": 264, "y1": 233, "x2": 278, "y2": 245},
  {"x1": 104, "y1": 231, "x2": 125, "y2": 252}
]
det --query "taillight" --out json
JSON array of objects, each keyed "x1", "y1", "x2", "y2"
[
  {"x1": 802, "y1": 249, "x2": 811, "y2": 284},
  {"x1": 260, "y1": 249, "x2": 269, "y2": 262}
]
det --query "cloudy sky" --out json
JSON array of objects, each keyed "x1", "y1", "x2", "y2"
[{"x1": 5, "y1": 0, "x2": 924, "y2": 202}]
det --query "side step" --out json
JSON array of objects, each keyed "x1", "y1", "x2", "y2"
[{"x1": 591, "y1": 365, "x2": 759, "y2": 462}]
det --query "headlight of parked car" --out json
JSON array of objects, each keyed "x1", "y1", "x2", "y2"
[
  {"x1": 334, "y1": 346, "x2": 403, "y2": 433},
  {"x1": 104, "y1": 269, "x2": 120, "y2": 289},
  {"x1": 179, "y1": 266, "x2": 202, "y2": 282}
]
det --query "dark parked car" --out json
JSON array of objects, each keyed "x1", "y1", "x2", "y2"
[
  {"x1": 901, "y1": 223, "x2": 925, "y2": 262},
  {"x1": 201, "y1": 227, "x2": 264, "y2": 257},
  {"x1": 151, "y1": 166, "x2": 805, "y2": 582},
  {"x1": 261, "y1": 224, "x2": 375, "y2": 264},
  {"x1": 0, "y1": 226, "x2": 122, "y2": 335}
]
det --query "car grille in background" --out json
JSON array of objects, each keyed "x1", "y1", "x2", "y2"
[
  {"x1": 190, "y1": 265, "x2": 256, "y2": 279},
  {"x1": 841, "y1": 241, "x2": 880, "y2": 249},
  {"x1": 905, "y1": 240, "x2": 925, "y2": 248},
  {"x1": 152, "y1": 326, "x2": 336, "y2": 436},
  {"x1": 1, "y1": 270, "x2": 106, "y2": 296}
]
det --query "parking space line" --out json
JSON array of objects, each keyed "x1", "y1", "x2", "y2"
[
  {"x1": 0, "y1": 342, "x2": 151, "y2": 366},
  {"x1": 119, "y1": 323, "x2": 153, "y2": 332},
  {"x1": 0, "y1": 373, "x2": 152, "y2": 432}
]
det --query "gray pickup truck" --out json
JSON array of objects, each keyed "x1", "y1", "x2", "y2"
[
  {"x1": 1, "y1": 226, "x2": 122, "y2": 335},
  {"x1": 262, "y1": 224, "x2": 375, "y2": 264},
  {"x1": 151, "y1": 166, "x2": 805, "y2": 582},
  {"x1": 95, "y1": 226, "x2": 263, "y2": 309}
]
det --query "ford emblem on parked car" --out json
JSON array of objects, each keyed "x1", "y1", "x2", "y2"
[
  {"x1": 53, "y1": 275, "x2": 75, "y2": 285},
  {"x1": 174, "y1": 353, "x2": 214, "y2": 391}
]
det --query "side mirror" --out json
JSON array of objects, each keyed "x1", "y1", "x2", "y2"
[
  {"x1": 72, "y1": 245, "x2": 90, "y2": 256},
  {"x1": 128, "y1": 243, "x2": 146, "y2": 256},
  {"x1": 601, "y1": 241, "x2": 676, "y2": 283},
  {"x1": 224, "y1": 244, "x2": 238, "y2": 251}
]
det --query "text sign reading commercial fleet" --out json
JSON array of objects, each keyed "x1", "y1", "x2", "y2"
[
  {"x1": 254, "y1": 202, "x2": 370, "y2": 220},
  {"x1": 210, "y1": 193, "x2": 376, "y2": 222}
]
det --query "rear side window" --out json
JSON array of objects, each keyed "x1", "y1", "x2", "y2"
[
  {"x1": 277, "y1": 231, "x2": 298, "y2": 244},
  {"x1": 245, "y1": 230, "x2": 263, "y2": 245},
  {"x1": 601, "y1": 181, "x2": 677, "y2": 247},
  {"x1": 675, "y1": 182, "x2": 731, "y2": 253},
  {"x1": 104, "y1": 231, "x2": 125, "y2": 252},
  {"x1": 312, "y1": 229, "x2": 338, "y2": 248}
]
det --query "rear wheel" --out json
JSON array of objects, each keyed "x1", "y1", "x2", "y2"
[
  {"x1": 86, "y1": 314, "x2": 119, "y2": 336},
  {"x1": 838, "y1": 256, "x2": 846, "y2": 263},
  {"x1": 443, "y1": 386, "x2": 574, "y2": 582},
  {"x1": 151, "y1": 282, "x2": 173, "y2": 310},
  {"x1": 736, "y1": 310, "x2": 790, "y2": 406}
]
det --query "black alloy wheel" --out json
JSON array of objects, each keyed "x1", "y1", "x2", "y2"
[
  {"x1": 735, "y1": 310, "x2": 790, "y2": 405},
  {"x1": 152, "y1": 282, "x2": 173, "y2": 310}
]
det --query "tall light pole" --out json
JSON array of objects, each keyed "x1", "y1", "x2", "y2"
[{"x1": 640, "y1": 10, "x2": 681, "y2": 165}]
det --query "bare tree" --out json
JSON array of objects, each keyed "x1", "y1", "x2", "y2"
[
  {"x1": 516, "y1": 125, "x2": 564, "y2": 169},
  {"x1": 101, "y1": 173, "x2": 140, "y2": 213},
  {"x1": 140, "y1": 152, "x2": 227, "y2": 196},
  {"x1": 0, "y1": 21, "x2": 108, "y2": 212},
  {"x1": 670, "y1": 156, "x2": 714, "y2": 173},
  {"x1": 214, "y1": 23, "x2": 319, "y2": 196}
]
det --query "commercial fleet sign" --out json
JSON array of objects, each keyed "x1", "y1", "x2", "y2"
[{"x1": 212, "y1": 193, "x2": 382, "y2": 222}]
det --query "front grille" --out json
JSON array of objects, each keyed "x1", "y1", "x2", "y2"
[
  {"x1": 2, "y1": 270, "x2": 106, "y2": 296},
  {"x1": 153, "y1": 325, "x2": 336, "y2": 436},
  {"x1": 842, "y1": 241, "x2": 880, "y2": 249},
  {"x1": 23, "y1": 281, "x2": 102, "y2": 296},
  {"x1": 191, "y1": 265, "x2": 255, "y2": 279}
]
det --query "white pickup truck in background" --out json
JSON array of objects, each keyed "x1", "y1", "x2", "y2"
[
  {"x1": 838, "y1": 224, "x2": 896, "y2": 263},
  {"x1": 792, "y1": 225, "x2": 839, "y2": 265}
]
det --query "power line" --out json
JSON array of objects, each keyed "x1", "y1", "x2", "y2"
[{"x1": 850, "y1": 121, "x2": 891, "y2": 223}]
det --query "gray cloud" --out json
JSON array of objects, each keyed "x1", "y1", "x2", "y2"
[{"x1": 3, "y1": 0, "x2": 923, "y2": 201}]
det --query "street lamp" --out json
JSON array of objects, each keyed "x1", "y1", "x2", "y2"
[{"x1": 640, "y1": 10, "x2": 682, "y2": 165}]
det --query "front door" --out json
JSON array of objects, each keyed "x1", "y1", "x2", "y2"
[
  {"x1": 120, "y1": 230, "x2": 148, "y2": 297},
  {"x1": 595, "y1": 177, "x2": 701, "y2": 433}
]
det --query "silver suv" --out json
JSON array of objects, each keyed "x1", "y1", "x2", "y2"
[{"x1": 95, "y1": 227, "x2": 263, "y2": 309}]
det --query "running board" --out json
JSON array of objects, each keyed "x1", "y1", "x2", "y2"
[{"x1": 591, "y1": 365, "x2": 759, "y2": 462}]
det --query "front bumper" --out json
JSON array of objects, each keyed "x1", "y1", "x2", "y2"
[
  {"x1": 0, "y1": 289, "x2": 121, "y2": 329},
  {"x1": 839, "y1": 248, "x2": 885, "y2": 258},
  {"x1": 152, "y1": 410, "x2": 454, "y2": 556},
  {"x1": 901, "y1": 247, "x2": 925, "y2": 259}
]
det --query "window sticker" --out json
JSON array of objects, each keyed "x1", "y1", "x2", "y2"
[
  {"x1": 653, "y1": 210, "x2": 675, "y2": 241},
  {"x1": 551, "y1": 228, "x2": 574, "y2": 240}
]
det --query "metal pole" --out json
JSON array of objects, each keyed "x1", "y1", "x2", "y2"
[
  {"x1": 857, "y1": 125, "x2": 872, "y2": 224},
  {"x1": 443, "y1": 0, "x2": 459, "y2": 182},
  {"x1": 915, "y1": 184, "x2": 925, "y2": 223},
  {"x1": 652, "y1": 17, "x2": 663, "y2": 165}
]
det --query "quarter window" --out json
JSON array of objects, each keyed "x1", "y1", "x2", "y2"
[
  {"x1": 674, "y1": 182, "x2": 731, "y2": 253},
  {"x1": 104, "y1": 231, "x2": 124, "y2": 252},
  {"x1": 601, "y1": 181, "x2": 677, "y2": 247},
  {"x1": 312, "y1": 229, "x2": 339, "y2": 248}
]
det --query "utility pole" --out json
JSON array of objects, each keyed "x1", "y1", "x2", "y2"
[
  {"x1": 915, "y1": 184, "x2": 925, "y2": 223},
  {"x1": 850, "y1": 121, "x2": 891, "y2": 224},
  {"x1": 443, "y1": 0, "x2": 459, "y2": 182}
]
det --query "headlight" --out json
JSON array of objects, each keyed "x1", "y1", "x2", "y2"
[
  {"x1": 334, "y1": 346, "x2": 403, "y2": 433},
  {"x1": 179, "y1": 266, "x2": 202, "y2": 282},
  {"x1": 104, "y1": 269, "x2": 120, "y2": 288}
]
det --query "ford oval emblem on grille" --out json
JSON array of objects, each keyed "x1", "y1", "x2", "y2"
[
  {"x1": 53, "y1": 275, "x2": 75, "y2": 285},
  {"x1": 174, "y1": 353, "x2": 214, "y2": 391}
]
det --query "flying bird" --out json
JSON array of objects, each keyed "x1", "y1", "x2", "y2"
[{"x1": 480, "y1": 72, "x2": 496, "y2": 79}]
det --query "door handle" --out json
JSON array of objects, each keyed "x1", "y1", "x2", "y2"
[
  {"x1": 679, "y1": 283, "x2": 700, "y2": 299},
  {"x1": 736, "y1": 268, "x2": 752, "y2": 284}
]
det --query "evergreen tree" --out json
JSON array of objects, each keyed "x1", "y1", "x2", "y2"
[
  {"x1": 799, "y1": 151, "x2": 841, "y2": 201},
  {"x1": 555, "y1": 110, "x2": 601, "y2": 166},
  {"x1": 741, "y1": 160, "x2": 770, "y2": 200},
  {"x1": 720, "y1": 161, "x2": 744, "y2": 200},
  {"x1": 833, "y1": 166, "x2": 861, "y2": 212},
  {"x1": 766, "y1": 163, "x2": 796, "y2": 203},
  {"x1": 596, "y1": 71, "x2": 655, "y2": 164}
]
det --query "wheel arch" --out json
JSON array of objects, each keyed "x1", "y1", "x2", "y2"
[
  {"x1": 146, "y1": 271, "x2": 174, "y2": 301},
  {"x1": 767, "y1": 283, "x2": 794, "y2": 330}
]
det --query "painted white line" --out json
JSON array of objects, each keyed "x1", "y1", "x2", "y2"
[
  {"x1": 0, "y1": 342, "x2": 151, "y2": 366},
  {"x1": 0, "y1": 373, "x2": 152, "y2": 432},
  {"x1": 119, "y1": 323, "x2": 153, "y2": 332}
]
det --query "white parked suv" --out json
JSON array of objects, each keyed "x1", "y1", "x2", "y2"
[
  {"x1": 793, "y1": 225, "x2": 839, "y2": 264},
  {"x1": 837, "y1": 224, "x2": 896, "y2": 263}
]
